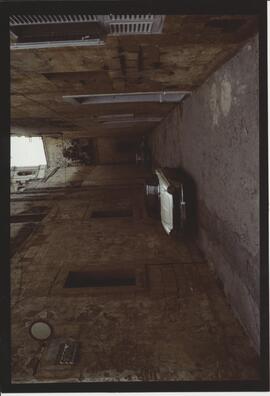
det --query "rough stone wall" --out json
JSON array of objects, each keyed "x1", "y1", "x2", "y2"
[{"x1": 149, "y1": 35, "x2": 259, "y2": 351}]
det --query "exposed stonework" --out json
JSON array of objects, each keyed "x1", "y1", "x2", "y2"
[{"x1": 149, "y1": 35, "x2": 260, "y2": 351}]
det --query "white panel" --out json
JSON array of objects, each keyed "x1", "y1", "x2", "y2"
[{"x1": 63, "y1": 91, "x2": 190, "y2": 105}]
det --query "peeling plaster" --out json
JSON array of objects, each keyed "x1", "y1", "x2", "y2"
[
  {"x1": 220, "y1": 78, "x2": 232, "y2": 117},
  {"x1": 209, "y1": 82, "x2": 220, "y2": 126}
]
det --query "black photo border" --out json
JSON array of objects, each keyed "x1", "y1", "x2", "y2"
[{"x1": 0, "y1": 0, "x2": 268, "y2": 392}]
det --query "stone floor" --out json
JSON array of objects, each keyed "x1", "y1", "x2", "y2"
[{"x1": 11, "y1": 230, "x2": 259, "y2": 383}]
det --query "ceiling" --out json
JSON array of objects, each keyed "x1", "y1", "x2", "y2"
[{"x1": 11, "y1": 14, "x2": 258, "y2": 139}]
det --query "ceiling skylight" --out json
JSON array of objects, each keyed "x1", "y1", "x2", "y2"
[{"x1": 11, "y1": 136, "x2": 47, "y2": 167}]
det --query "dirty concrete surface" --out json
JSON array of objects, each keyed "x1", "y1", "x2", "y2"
[{"x1": 11, "y1": 166, "x2": 259, "y2": 383}]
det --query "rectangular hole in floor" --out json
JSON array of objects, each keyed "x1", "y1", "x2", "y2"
[
  {"x1": 91, "y1": 209, "x2": 133, "y2": 218},
  {"x1": 64, "y1": 269, "x2": 136, "y2": 288},
  {"x1": 10, "y1": 223, "x2": 36, "y2": 257},
  {"x1": 10, "y1": 213, "x2": 47, "y2": 223}
]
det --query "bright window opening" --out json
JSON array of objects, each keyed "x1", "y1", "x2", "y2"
[{"x1": 11, "y1": 136, "x2": 47, "y2": 167}]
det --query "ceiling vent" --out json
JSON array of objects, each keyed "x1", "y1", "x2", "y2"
[
  {"x1": 10, "y1": 14, "x2": 98, "y2": 26},
  {"x1": 104, "y1": 14, "x2": 165, "y2": 35},
  {"x1": 97, "y1": 113, "x2": 163, "y2": 125},
  {"x1": 10, "y1": 14, "x2": 165, "y2": 49},
  {"x1": 100, "y1": 117, "x2": 163, "y2": 126},
  {"x1": 97, "y1": 113, "x2": 134, "y2": 120},
  {"x1": 63, "y1": 91, "x2": 190, "y2": 105},
  {"x1": 10, "y1": 15, "x2": 105, "y2": 49}
]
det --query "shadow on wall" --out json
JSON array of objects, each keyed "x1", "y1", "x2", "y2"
[{"x1": 179, "y1": 167, "x2": 198, "y2": 240}]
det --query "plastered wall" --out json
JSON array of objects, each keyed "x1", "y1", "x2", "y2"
[{"x1": 150, "y1": 35, "x2": 260, "y2": 351}]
